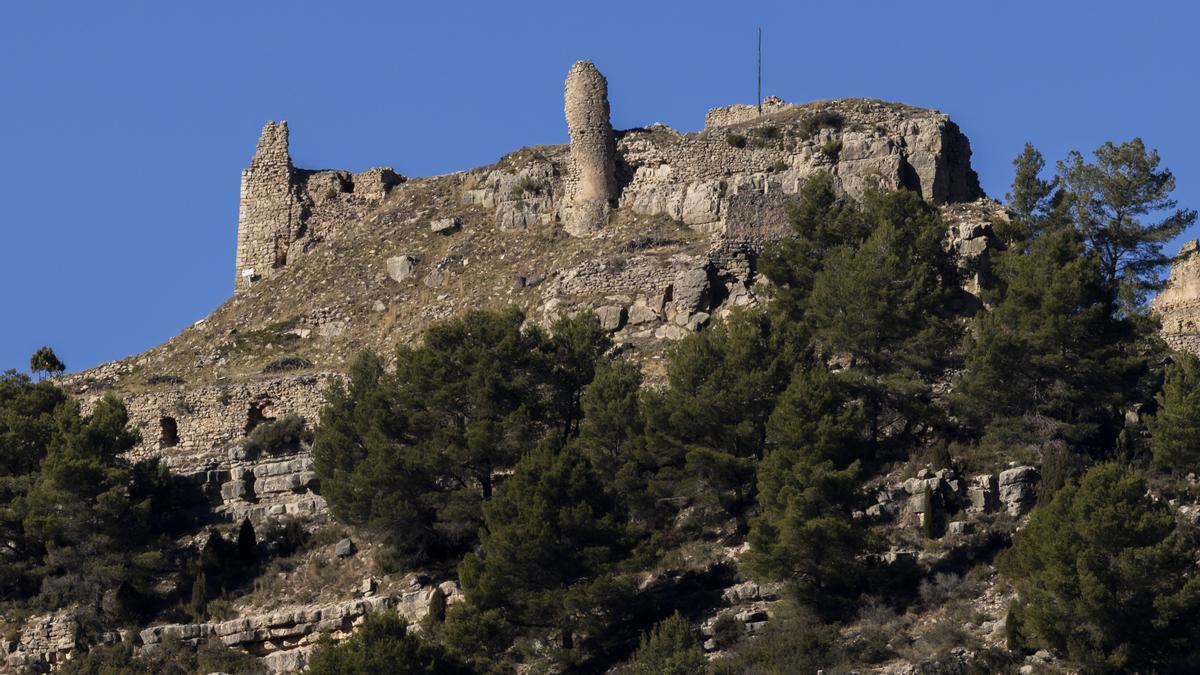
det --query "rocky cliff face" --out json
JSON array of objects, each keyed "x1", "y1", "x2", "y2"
[{"x1": 27, "y1": 65, "x2": 1003, "y2": 672}]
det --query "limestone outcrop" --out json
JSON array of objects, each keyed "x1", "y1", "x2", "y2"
[
  {"x1": 1153, "y1": 240, "x2": 1200, "y2": 353},
  {"x1": 563, "y1": 60, "x2": 617, "y2": 236}
]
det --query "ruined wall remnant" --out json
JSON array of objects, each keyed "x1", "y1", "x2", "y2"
[
  {"x1": 234, "y1": 122, "x2": 404, "y2": 292},
  {"x1": 1154, "y1": 240, "x2": 1200, "y2": 353},
  {"x1": 235, "y1": 121, "x2": 302, "y2": 291},
  {"x1": 563, "y1": 60, "x2": 617, "y2": 236}
]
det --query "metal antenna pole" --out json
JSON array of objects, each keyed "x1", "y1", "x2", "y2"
[{"x1": 757, "y1": 28, "x2": 762, "y2": 115}]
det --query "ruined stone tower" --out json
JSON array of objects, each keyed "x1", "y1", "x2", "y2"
[
  {"x1": 234, "y1": 121, "x2": 301, "y2": 291},
  {"x1": 563, "y1": 61, "x2": 617, "y2": 236}
]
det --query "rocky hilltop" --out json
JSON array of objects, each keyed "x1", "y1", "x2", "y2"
[{"x1": 15, "y1": 61, "x2": 1014, "y2": 672}]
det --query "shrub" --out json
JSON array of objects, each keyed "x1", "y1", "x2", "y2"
[
  {"x1": 798, "y1": 110, "x2": 844, "y2": 139},
  {"x1": 262, "y1": 357, "x2": 312, "y2": 373},
  {"x1": 628, "y1": 613, "x2": 706, "y2": 675},
  {"x1": 753, "y1": 124, "x2": 781, "y2": 140},
  {"x1": 244, "y1": 414, "x2": 310, "y2": 457},
  {"x1": 726, "y1": 133, "x2": 747, "y2": 148},
  {"x1": 819, "y1": 138, "x2": 843, "y2": 160},
  {"x1": 308, "y1": 611, "x2": 470, "y2": 675}
]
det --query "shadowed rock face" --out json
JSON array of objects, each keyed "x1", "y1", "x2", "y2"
[
  {"x1": 564, "y1": 60, "x2": 617, "y2": 236},
  {"x1": 1154, "y1": 240, "x2": 1200, "y2": 353}
]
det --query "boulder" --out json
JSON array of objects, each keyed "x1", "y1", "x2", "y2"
[
  {"x1": 999, "y1": 466, "x2": 1040, "y2": 516},
  {"x1": 335, "y1": 538, "x2": 356, "y2": 558},
  {"x1": 431, "y1": 217, "x2": 462, "y2": 235},
  {"x1": 385, "y1": 255, "x2": 419, "y2": 283},
  {"x1": 596, "y1": 305, "x2": 626, "y2": 332},
  {"x1": 673, "y1": 268, "x2": 710, "y2": 313}
]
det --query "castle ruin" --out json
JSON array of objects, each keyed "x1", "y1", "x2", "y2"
[
  {"x1": 563, "y1": 60, "x2": 618, "y2": 236},
  {"x1": 235, "y1": 121, "x2": 301, "y2": 290}
]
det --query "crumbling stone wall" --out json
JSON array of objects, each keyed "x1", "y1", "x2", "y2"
[
  {"x1": 1153, "y1": 240, "x2": 1200, "y2": 353},
  {"x1": 564, "y1": 61, "x2": 617, "y2": 236},
  {"x1": 83, "y1": 374, "x2": 332, "y2": 463},
  {"x1": 236, "y1": 122, "x2": 302, "y2": 291},
  {"x1": 235, "y1": 121, "x2": 403, "y2": 292},
  {"x1": 703, "y1": 95, "x2": 794, "y2": 129}
]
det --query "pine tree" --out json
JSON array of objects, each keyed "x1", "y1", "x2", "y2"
[
  {"x1": 28, "y1": 347, "x2": 65, "y2": 380},
  {"x1": 1000, "y1": 463, "x2": 1200, "y2": 671},
  {"x1": 237, "y1": 518, "x2": 256, "y2": 566},
  {"x1": 1000, "y1": 143, "x2": 1057, "y2": 246},
  {"x1": 1146, "y1": 353, "x2": 1200, "y2": 473},
  {"x1": 745, "y1": 365, "x2": 867, "y2": 619},
  {"x1": 955, "y1": 226, "x2": 1142, "y2": 447},
  {"x1": 458, "y1": 440, "x2": 633, "y2": 657},
  {"x1": 189, "y1": 571, "x2": 207, "y2": 621},
  {"x1": 1058, "y1": 138, "x2": 1196, "y2": 307}
]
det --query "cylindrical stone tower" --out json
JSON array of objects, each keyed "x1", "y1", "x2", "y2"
[{"x1": 564, "y1": 60, "x2": 617, "y2": 236}]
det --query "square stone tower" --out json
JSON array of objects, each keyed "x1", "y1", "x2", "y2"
[{"x1": 234, "y1": 121, "x2": 302, "y2": 291}]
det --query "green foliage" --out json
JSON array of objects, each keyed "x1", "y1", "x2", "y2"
[
  {"x1": 1058, "y1": 137, "x2": 1197, "y2": 306},
  {"x1": 243, "y1": 413, "x2": 310, "y2": 457},
  {"x1": 955, "y1": 226, "x2": 1142, "y2": 448},
  {"x1": 753, "y1": 124, "x2": 781, "y2": 140},
  {"x1": 710, "y1": 602, "x2": 840, "y2": 674},
  {"x1": 29, "y1": 347, "x2": 65, "y2": 379},
  {"x1": 1000, "y1": 463, "x2": 1200, "y2": 672},
  {"x1": 725, "y1": 133, "x2": 747, "y2": 148},
  {"x1": 237, "y1": 517, "x2": 257, "y2": 565},
  {"x1": 1000, "y1": 143, "x2": 1058, "y2": 246},
  {"x1": 745, "y1": 365, "x2": 868, "y2": 618},
  {"x1": 458, "y1": 440, "x2": 633, "y2": 660},
  {"x1": 1146, "y1": 353, "x2": 1200, "y2": 473},
  {"x1": 819, "y1": 138, "x2": 842, "y2": 159},
  {"x1": 189, "y1": 571, "x2": 207, "y2": 621},
  {"x1": 307, "y1": 611, "x2": 470, "y2": 675},
  {"x1": 628, "y1": 613, "x2": 706, "y2": 675},
  {"x1": 314, "y1": 309, "x2": 610, "y2": 563},
  {"x1": 59, "y1": 638, "x2": 264, "y2": 675},
  {"x1": 798, "y1": 110, "x2": 844, "y2": 139},
  {"x1": 440, "y1": 602, "x2": 513, "y2": 673}
]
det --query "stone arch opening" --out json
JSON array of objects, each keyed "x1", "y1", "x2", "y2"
[
  {"x1": 159, "y1": 416, "x2": 180, "y2": 448},
  {"x1": 245, "y1": 400, "x2": 277, "y2": 435}
]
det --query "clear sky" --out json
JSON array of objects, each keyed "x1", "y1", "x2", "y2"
[{"x1": 2, "y1": 1, "x2": 1197, "y2": 373}]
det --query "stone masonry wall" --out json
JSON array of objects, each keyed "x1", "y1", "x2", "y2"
[
  {"x1": 563, "y1": 61, "x2": 617, "y2": 236},
  {"x1": 1154, "y1": 240, "x2": 1200, "y2": 353},
  {"x1": 82, "y1": 374, "x2": 331, "y2": 464},
  {"x1": 236, "y1": 121, "x2": 301, "y2": 291},
  {"x1": 235, "y1": 121, "x2": 403, "y2": 292}
]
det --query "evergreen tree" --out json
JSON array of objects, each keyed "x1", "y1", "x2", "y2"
[
  {"x1": 1000, "y1": 143, "x2": 1057, "y2": 246},
  {"x1": 189, "y1": 571, "x2": 207, "y2": 621},
  {"x1": 1058, "y1": 138, "x2": 1196, "y2": 306},
  {"x1": 628, "y1": 613, "x2": 706, "y2": 675},
  {"x1": 19, "y1": 394, "x2": 166, "y2": 609},
  {"x1": 955, "y1": 226, "x2": 1142, "y2": 447},
  {"x1": 237, "y1": 517, "x2": 256, "y2": 565},
  {"x1": 1000, "y1": 463, "x2": 1200, "y2": 671},
  {"x1": 29, "y1": 347, "x2": 65, "y2": 380},
  {"x1": 745, "y1": 365, "x2": 868, "y2": 619},
  {"x1": 1146, "y1": 353, "x2": 1200, "y2": 473},
  {"x1": 458, "y1": 440, "x2": 633, "y2": 658},
  {"x1": 314, "y1": 309, "x2": 612, "y2": 564}
]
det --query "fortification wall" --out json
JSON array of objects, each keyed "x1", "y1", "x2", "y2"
[
  {"x1": 703, "y1": 96, "x2": 795, "y2": 129},
  {"x1": 235, "y1": 122, "x2": 403, "y2": 291},
  {"x1": 1154, "y1": 240, "x2": 1200, "y2": 353},
  {"x1": 81, "y1": 374, "x2": 331, "y2": 464},
  {"x1": 236, "y1": 122, "x2": 301, "y2": 291}
]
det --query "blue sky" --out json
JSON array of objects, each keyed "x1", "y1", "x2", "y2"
[{"x1": 2, "y1": 1, "x2": 1197, "y2": 373}]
